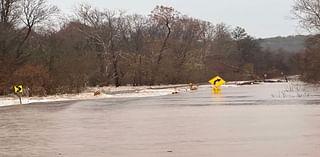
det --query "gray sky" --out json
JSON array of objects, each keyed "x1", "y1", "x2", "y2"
[{"x1": 50, "y1": 0, "x2": 305, "y2": 38}]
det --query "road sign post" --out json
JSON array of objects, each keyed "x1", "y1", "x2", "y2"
[
  {"x1": 18, "y1": 94, "x2": 22, "y2": 105},
  {"x1": 14, "y1": 85, "x2": 23, "y2": 105}
]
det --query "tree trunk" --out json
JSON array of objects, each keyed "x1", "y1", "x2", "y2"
[{"x1": 112, "y1": 52, "x2": 120, "y2": 87}]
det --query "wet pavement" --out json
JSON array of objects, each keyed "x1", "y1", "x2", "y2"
[{"x1": 0, "y1": 83, "x2": 320, "y2": 157}]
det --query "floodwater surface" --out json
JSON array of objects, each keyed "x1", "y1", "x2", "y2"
[{"x1": 0, "y1": 83, "x2": 320, "y2": 157}]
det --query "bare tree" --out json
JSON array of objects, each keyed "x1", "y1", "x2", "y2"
[
  {"x1": 117, "y1": 14, "x2": 148, "y2": 85},
  {"x1": 16, "y1": 0, "x2": 58, "y2": 59},
  {"x1": 0, "y1": 0, "x2": 20, "y2": 25},
  {"x1": 168, "y1": 17, "x2": 204, "y2": 83},
  {"x1": 292, "y1": 0, "x2": 320, "y2": 31},
  {"x1": 292, "y1": 0, "x2": 320, "y2": 82},
  {"x1": 150, "y1": 5, "x2": 179, "y2": 65},
  {"x1": 75, "y1": 4, "x2": 124, "y2": 87},
  {"x1": 1, "y1": 0, "x2": 20, "y2": 58},
  {"x1": 148, "y1": 5, "x2": 179, "y2": 84}
]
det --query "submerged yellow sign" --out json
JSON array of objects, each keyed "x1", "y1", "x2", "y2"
[
  {"x1": 212, "y1": 87, "x2": 222, "y2": 95},
  {"x1": 209, "y1": 76, "x2": 225, "y2": 87},
  {"x1": 14, "y1": 85, "x2": 23, "y2": 94}
]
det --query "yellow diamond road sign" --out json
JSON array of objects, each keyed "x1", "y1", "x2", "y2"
[
  {"x1": 209, "y1": 76, "x2": 225, "y2": 87},
  {"x1": 14, "y1": 85, "x2": 23, "y2": 94}
]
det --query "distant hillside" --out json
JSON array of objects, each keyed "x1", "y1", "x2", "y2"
[{"x1": 258, "y1": 35, "x2": 307, "y2": 53}]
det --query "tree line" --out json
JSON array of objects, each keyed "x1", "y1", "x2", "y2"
[
  {"x1": 292, "y1": 0, "x2": 320, "y2": 83},
  {"x1": 0, "y1": 0, "x2": 299, "y2": 96}
]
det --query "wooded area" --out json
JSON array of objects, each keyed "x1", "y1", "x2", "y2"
[
  {"x1": 0, "y1": 0, "x2": 305, "y2": 96},
  {"x1": 292, "y1": 0, "x2": 320, "y2": 83}
]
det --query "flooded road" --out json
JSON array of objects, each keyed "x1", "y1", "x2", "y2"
[{"x1": 1, "y1": 83, "x2": 320, "y2": 157}]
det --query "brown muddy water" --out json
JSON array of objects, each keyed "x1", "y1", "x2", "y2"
[{"x1": 0, "y1": 82, "x2": 320, "y2": 157}]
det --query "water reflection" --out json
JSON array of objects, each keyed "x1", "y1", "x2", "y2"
[{"x1": 212, "y1": 87, "x2": 222, "y2": 95}]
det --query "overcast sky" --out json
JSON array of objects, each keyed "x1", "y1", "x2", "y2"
[{"x1": 49, "y1": 0, "x2": 306, "y2": 38}]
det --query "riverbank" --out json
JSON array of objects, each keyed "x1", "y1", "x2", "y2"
[
  {"x1": 0, "y1": 76, "x2": 303, "y2": 107},
  {"x1": 0, "y1": 85, "x2": 192, "y2": 107}
]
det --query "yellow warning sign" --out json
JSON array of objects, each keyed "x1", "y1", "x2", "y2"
[
  {"x1": 209, "y1": 76, "x2": 225, "y2": 87},
  {"x1": 14, "y1": 85, "x2": 23, "y2": 94}
]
